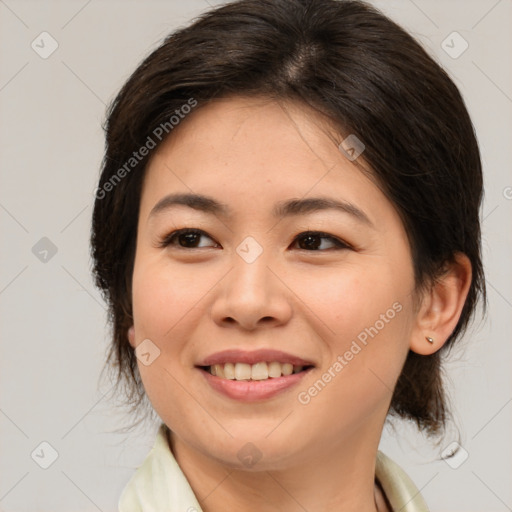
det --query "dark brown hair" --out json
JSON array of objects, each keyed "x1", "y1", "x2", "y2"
[{"x1": 91, "y1": 0, "x2": 485, "y2": 435}]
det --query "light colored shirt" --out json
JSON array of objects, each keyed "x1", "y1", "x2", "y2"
[{"x1": 119, "y1": 423, "x2": 429, "y2": 512}]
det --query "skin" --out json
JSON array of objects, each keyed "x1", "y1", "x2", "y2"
[{"x1": 128, "y1": 96, "x2": 471, "y2": 512}]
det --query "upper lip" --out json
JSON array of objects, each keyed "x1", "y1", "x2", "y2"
[{"x1": 197, "y1": 349, "x2": 315, "y2": 367}]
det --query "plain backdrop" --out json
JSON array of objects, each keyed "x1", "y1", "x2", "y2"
[{"x1": 0, "y1": 0, "x2": 511, "y2": 510}]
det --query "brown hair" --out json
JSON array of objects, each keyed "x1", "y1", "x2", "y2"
[{"x1": 91, "y1": 0, "x2": 486, "y2": 435}]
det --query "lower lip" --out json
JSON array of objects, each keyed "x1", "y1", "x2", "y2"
[{"x1": 198, "y1": 367, "x2": 313, "y2": 402}]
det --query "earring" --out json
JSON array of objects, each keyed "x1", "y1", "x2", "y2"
[{"x1": 425, "y1": 336, "x2": 434, "y2": 344}]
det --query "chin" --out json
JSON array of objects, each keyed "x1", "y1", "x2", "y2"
[{"x1": 203, "y1": 433, "x2": 303, "y2": 471}]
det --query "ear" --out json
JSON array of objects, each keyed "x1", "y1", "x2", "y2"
[
  {"x1": 410, "y1": 253, "x2": 472, "y2": 355},
  {"x1": 127, "y1": 325, "x2": 136, "y2": 348}
]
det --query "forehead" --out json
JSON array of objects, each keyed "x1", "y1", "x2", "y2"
[
  {"x1": 145, "y1": 95, "x2": 349, "y2": 171},
  {"x1": 139, "y1": 95, "x2": 392, "y2": 227}
]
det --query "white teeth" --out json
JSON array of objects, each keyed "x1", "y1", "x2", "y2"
[
  {"x1": 251, "y1": 362, "x2": 268, "y2": 380},
  {"x1": 224, "y1": 362, "x2": 235, "y2": 380},
  {"x1": 208, "y1": 361, "x2": 308, "y2": 380},
  {"x1": 214, "y1": 364, "x2": 224, "y2": 378},
  {"x1": 268, "y1": 361, "x2": 282, "y2": 378},
  {"x1": 281, "y1": 363, "x2": 293, "y2": 376},
  {"x1": 234, "y1": 363, "x2": 252, "y2": 380}
]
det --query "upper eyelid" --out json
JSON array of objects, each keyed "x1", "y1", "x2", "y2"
[
  {"x1": 159, "y1": 228, "x2": 215, "y2": 246},
  {"x1": 160, "y1": 228, "x2": 350, "y2": 249}
]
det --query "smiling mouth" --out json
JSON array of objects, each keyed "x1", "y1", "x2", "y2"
[{"x1": 199, "y1": 362, "x2": 314, "y2": 381}]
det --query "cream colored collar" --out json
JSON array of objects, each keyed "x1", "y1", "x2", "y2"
[{"x1": 119, "y1": 424, "x2": 429, "y2": 512}]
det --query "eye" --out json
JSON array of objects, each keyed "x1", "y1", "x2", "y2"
[
  {"x1": 291, "y1": 231, "x2": 351, "y2": 251},
  {"x1": 158, "y1": 229, "x2": 350, "y2": 251},
  {"x1": 159, "y1": 228, "x2": 219, "y2": 249}
]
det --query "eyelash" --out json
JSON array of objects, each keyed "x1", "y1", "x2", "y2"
[{"x1": 158, "y1": 228, "x2": 352, "y2": 251}]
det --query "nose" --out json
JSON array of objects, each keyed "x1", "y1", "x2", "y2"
[{"x1": 209, "y1": 251, "x2": 293, "y2": 331}]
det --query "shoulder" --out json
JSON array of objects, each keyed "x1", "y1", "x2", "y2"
[
  {"x1": 118, "y1": 426, "x2": 429, "y2": 512},
  {"x1": 375, "y1": 451, "x2": 430, "y2": 512},
  {"x1": 118, "y1": 424, "x2": 203, "y2": 512}
]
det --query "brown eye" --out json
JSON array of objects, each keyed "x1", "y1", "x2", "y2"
[
  {"x1": 177, "y1": 232, "x2": 201, "y2": 248},
  {"x1": 292, "y1": 232, "x2": 349, "y2": 251},
  {"x1": 160, "y1": 229, "x2": 218, "y2": 249}
]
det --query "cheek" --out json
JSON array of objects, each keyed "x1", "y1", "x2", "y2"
[
  {"x1": 297, "y1": 297, "x2": 413, "y2": 439},
  {"x1": 290, "y1": 263, "x2": 414, "y2": 398},
  {"x1": 131, "y1": 257, "x2": 205, "y2": 340},
  {"x1": 291, "y1": 263, "x2": 410, "y2": 337},
  {"x1": 130, "y1": 256, "x2": 206, "y2": 419}
]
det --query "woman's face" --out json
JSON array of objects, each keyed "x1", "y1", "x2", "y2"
[{"x1": 130, "y1": 96, "x2": 418, "y2": 468}]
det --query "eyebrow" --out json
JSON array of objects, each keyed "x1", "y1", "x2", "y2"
[{"x1": 148, "y1": 192, "x2": 373, "y2": 227}]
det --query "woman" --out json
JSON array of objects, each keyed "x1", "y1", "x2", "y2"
[{"x1": 90, "y1": 0, "x2": 485, "y2": 510}]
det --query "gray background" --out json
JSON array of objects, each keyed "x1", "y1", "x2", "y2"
[{"x1": 0, "y1": 0, "x2": 510, "y2": 510}]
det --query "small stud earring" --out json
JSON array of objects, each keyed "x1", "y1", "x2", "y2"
[{"x1": 425, "y1": 336, "x2": 434, "y2": 344}]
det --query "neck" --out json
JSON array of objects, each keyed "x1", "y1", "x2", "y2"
[{"x1": 169, "y1": 425, "x2": 389, "y2": 512}]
